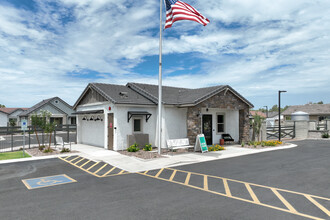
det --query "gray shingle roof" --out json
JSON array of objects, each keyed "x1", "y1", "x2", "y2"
[
  {"x1": 127, "y1": 83, "x2": 228, "y2": 105},
  {"x1": 74, "y1": 82, "x2": 253, "y2": 108},
  {"x1": 91, "y1": 83, "x2": 156, "y2": 105},
  {"x1": 282, "y1": 103, "x2": 330, "y2": 116}
]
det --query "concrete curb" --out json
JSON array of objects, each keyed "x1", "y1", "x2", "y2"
[{"x1": 0, "y1": 152, "x2": 81, "y2": 165}]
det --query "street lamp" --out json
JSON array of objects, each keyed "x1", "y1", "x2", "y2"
[
  {"x1": 263, "y1": 106, "x2": 268, "y2": 118},
  {"x1": 278, "y1": 90, "x2": 287, "y2": 141}
]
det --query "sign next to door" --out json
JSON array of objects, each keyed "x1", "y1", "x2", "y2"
[{"x1": 195, "y1": 134, "x2": 208, "y2": 153}]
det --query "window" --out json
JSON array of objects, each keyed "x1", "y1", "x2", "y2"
[
  {"x1": 133, "y1": 118, "x2": 142, "y2": 132},
  {"x1": 217, "y1": 114, "x2": 225, "y2": 133}
]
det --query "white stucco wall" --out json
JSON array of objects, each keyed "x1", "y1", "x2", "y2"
[
  {"x1": 200, "y1": 108, "x2": 239, "y2": 144},
  {"x1": 163, "y1": 107, "x2": 188, "y2": 143},
  {"x1": 114, "y1": 105, "x2": 157, "y2": 150},
  {"x1": 0, "y1": 112, "x2": 8, "y2": 127}
]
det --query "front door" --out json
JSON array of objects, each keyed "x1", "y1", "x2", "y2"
[
  {"x1": 202, "y1": 114, "x2": 213, "y2": 145},
  {"x1": 108, "y1": 113, "x2": 114, "y2": 150}
]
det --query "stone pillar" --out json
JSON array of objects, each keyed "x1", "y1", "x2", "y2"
[
  {"x1": 261, "y1": 121, "x2": 267, "y2": 141},
  {"x1": 295, "y1": 121, "x2": 308, "y2": 139},
  {"x1": 187, "y1": 107, "x2": 202, "y2": 145}
]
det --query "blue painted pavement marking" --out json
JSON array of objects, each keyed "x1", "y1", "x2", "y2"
[{"x1": 22, "y1": 174, "x2": 76, "y2": 189}]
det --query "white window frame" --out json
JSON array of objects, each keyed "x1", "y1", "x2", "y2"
[
  {"x1": 132, "y1": 117, "x2": 143, "y2": 133},
  {"x1": 216, "y1": 113, "x2": 225, "y2": 134}
]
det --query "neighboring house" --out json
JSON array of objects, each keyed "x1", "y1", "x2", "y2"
[
  {"x1": 18, "y1": 97, "x2": 76, "y2": 125},
  {"x1": 250, "y1": 110, "x2": 266, "y2": 118},
  {"x1": 0, "y1": 108, "x2": 29, "y2": 127},
  {"x1": 73, "y1": 82, "x2": 253, "y2": 150},
  {"x1": 282, "y1": 103, "x2": 330, "y2": 121}
]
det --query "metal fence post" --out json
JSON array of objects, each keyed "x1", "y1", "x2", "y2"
[
  {"x1": 54, "y1": 128, "x2": 56, "y2": 145},
  {"x1": 28, "y1": 126, "x2": 31, "y2": 149},
  {"x1": 11, "y1": 133, "x2": 13, "y2": 151},
  {"x1": 67, "y1": 124, "x2": 69, "y2": 143},
  {"x1": 42, "y1": 130, "x2": 44, "y2": 146},
  {"x1": 293, "y1": 121, "x2": 296, "y2": 138}
]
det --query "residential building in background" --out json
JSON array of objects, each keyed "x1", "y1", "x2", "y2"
[{"x1": 18, "y1": 97, "x2": 76, "y2": 125}]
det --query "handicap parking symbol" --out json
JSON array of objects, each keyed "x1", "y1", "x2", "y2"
[{"x1": 22, "y1": 174, "x2": 76, "y2": 189}]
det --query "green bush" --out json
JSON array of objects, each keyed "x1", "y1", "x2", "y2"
[
  {"x1": 39, "y1": 145, "x2": 46, "y2": 151},
  {"x1": 241, "y1": 141, "x2": 245, "y2": 147},
  {"x1": 322, "y1": 132, "x2": 329, "y2": 138},
  {"x1": 43, "y1": 147, "x2": 53, "y2": 153},
  {"x1": 127, "y1": 143, "x2": 139, "y2": 152},
  {"x1": 61, "y1": 148, "x2": 71, "y2": 153},
  {"x1": 143, "y1": 144, "x2": 152, "y2": 151}
]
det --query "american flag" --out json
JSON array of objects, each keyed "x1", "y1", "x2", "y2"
[{"x1": 164, "y1": 0, "x2": 210, "y2": 29}]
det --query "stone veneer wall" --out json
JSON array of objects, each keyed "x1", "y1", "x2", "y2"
[{"x1": 187, "y1": 90, "x2": 251, "y2": 145}]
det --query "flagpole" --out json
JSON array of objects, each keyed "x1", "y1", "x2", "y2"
[{"x1": 158, "y1": 0, "x2": 163, "y2": 155}]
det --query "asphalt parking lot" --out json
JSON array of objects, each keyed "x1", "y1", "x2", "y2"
[{"x1": 0, "y1": 140, "x2": 329, "y2": 220}]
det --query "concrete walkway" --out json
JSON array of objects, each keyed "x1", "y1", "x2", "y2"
[
  {"x1": 70, "y1": 143, "x2": 297, "y2": 172},
  {"x1": 0, "y1": 143, "x2": 297, "y2": 172}
]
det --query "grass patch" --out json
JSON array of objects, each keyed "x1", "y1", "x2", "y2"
[{"x1": 0, "y1": 151, "x2": 31, "y2": 160}]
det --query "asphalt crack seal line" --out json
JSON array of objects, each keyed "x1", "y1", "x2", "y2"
[
  {"x1": 59, "y1": 156, "x2": 129, "y2": 178},
  {"x1": 138, "y1": 167, "x2": 330, "y2": 220}
]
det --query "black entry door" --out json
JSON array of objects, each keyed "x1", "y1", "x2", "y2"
[{"x1": 202, "y1": 114, "x2": 213, "y2": 145}]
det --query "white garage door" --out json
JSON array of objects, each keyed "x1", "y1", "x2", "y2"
[{"x1": 81, "y1": 118, "x2": 104, "y2": 148}]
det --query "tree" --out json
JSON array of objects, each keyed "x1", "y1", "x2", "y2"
[
  {"x1": 0, "y1": 104, "x2": 5, "y2": 108},
  {"x1": 9, "y1": 119, "x2": 16, "y2": 127},
  {"x1": 30, "y1": 110, "x2": 53, "y2": 149},
  {"x1": 252, "y1": 115, "x2": 264, "y2": 141}
]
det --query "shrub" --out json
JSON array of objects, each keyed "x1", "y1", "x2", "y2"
[
  {"x1": 39, "y1": 145, "x2": 46, "y2": 151},
  {"x1": 143, "y1": 144, "x2": 152, "y2": 151},
  {"x1": 208, "y1": 144, "x2": 225, "y2": 151},
  {"x1": 241, "y1": 141, "x2": 245, "y2": 147},
  {"x1": 43, "y1": 147, "x2": 53, "y2": 153},
  {"x1": 322, "y1": 132, "x2": 329, "y2": 138},
  {"x1": 61, "y1": 148, "x2": 71, "y2": 153},
  {"x1": 127, "y1": 143, "x2": 139, "y2": 152}
]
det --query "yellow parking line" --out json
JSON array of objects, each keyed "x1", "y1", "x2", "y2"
[
  {"x1": 118, "y1": 170, "x2": 125, "y2": 175},
  {"x1": 102, "y1": 167, "x2": 116, "y2": 176},
  {"x1": 204, "y1": 175, "x2": 208, "y2": 190},
  {"x1": 70, "y1": 156, "x2": 80, "y2": 162},
  {"x1": 184, "y1": 172, "x2": 191, "y2": 185},
  {"x1": 80, "y1": 160, "x2": 91, "y2": 168},
  {"x1": 86, "y1": 162, "x2": 99, "y2": 171},
  {"x1": 63, "y1": 156, "x2": 70, "y2": 160},
  {"x1": 245, "y1": 183, "x2": 260, "y2": 204},
  {"x1": 305, "y1": 195, "x2": 330, "y2": 217},
  {"x1": 94, "y1": 164, "x2": 108, "y2": 174},
  {"x1": 74, "y1": 158, "x2": 85, "y2": 165},
  {"x1": 139, "y1": 171, "x2": 324, "y2": 220},
  {"x1": 169, "y1": 170, "x2": 177, "y2": 181},
  {"x1": 166, "y1": 167, "x2": 330, "y2": 202},
  {"x1": 271, "y1": 188, "x2": 297, "y2": 213},
  {"x1": 143, "y1": 170, "x2": 149, "y2": 174},
  {"x1": 223, "y1": 179, "x2": 232, "y2": 197},
  {"x1": 155, "y1": 168, "x2": 164, "y2": 178}
]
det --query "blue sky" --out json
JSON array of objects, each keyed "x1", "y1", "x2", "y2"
[{"x1": 0, "y1": 0, "x2": 329, "y2": 109}]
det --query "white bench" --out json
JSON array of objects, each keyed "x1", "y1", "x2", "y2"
[
  {"x1": 167, "y1": 138, "x2": 194, "y2": 155},
  {"x1": 55, "y1": 136, "x2": 71, "y2": 150}
]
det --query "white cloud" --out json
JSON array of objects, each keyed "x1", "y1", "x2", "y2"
[{"x1": 0, "y1": 0, "x2": 329, "y2": 108}]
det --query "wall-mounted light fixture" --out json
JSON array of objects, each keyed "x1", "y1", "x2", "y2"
[
  {"x1": 90, "y1": 116, "x2": 94, "y2": 121},
  {"x1": 95, "y1": 116, "x2": 103, "y2": 121},
  {"x1": 196, "y1": 110, "x2": 201, "y2": 117},
  {"x1": 82, "y1": 116, "x2": 87, "y2": 121},
  {"x1": 206, "y1": 108, "x2": 209, "y2": 112}
]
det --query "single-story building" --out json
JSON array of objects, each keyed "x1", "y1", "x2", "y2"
[
  {"x1": 19, "y1": 97, "x2": 76, "y2": 125},
  {"x1": 73, "y1": 82, "x2": 253, "y2": 151},
  {"x1": 0, "y1": 108, "x2": 28, "y2": 127},
  {"x1": 282, "y1": 103, "x2": 330, "y2": 121}
]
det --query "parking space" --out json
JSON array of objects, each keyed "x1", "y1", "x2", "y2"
[
  {"x1": 0, "y1": 140, "x2": 329, "y2": 220},
  {"x1": 140, "y1": 167, "x2": 330, "y2": 220}
]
